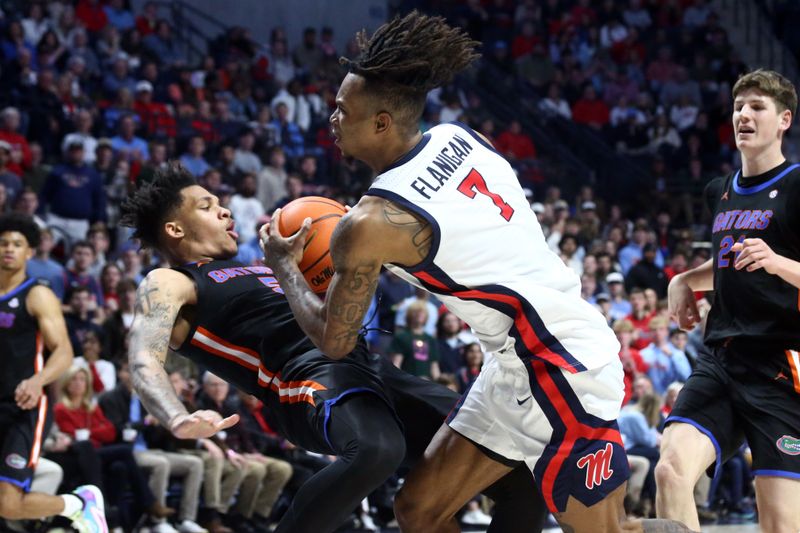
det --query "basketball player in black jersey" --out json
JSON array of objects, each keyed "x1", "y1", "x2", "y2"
[
  {"x1": 119, "y1": 165, "x2": 547, "y2": 533},
  {"x1": 657, "y1": 69, "x2": 800, "y2": 532},
  {"x1": 0, "y1": 214, "x2": 108, "y2": 533}
]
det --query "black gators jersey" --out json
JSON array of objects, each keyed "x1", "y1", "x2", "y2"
[
  {"x1": 704, "y1": 160, "x2": 800, "y2": 347},
  {"x1": 173, "y1": 260, "x2": 316, "y2": 396},
  {"x1": 0, "y1": 278, "x2": 47, "y2": 401}
]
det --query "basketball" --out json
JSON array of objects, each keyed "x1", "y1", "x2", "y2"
[{"x1": 277, "y1": 196, "x2": 346, "y2": 294}]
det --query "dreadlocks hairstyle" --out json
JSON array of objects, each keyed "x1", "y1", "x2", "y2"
[
  {"x1": 119, "y1": 162, "x2": 196, "y2": 250},
  {"x1": 0, "y1": 213, "x2": 41, "y2": 248},
  {"x1": 340, "y1": 10, "x2": 480, "y2": 131}
]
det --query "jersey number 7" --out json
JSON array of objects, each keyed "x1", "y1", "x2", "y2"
[{"x1": 457, "y1": 168, "x2": 515, "y2": 221}]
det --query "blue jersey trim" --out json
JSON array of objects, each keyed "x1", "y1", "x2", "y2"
[
  {"x1": 664, "y1": 416, "x2": 722, "y2": 480},
  {"x1": 450, "y1": 121, "x2": 502, "y2": 156},
  {"x1": 363, "y1": 189, "x2": 441, "y2": 273},
  {"x1": 379, "y1": 133, "x2": 431, "y2": 174},
  {"x1": 751, "y1": 469, "x2": 800, "y2": 480},
  {"x1": 0, "y1": 278, "x2": 36, "y2": 302},
  {"x1": 0, "y1": 474, "x2": 32, "y2": 492},
  {"x1": 732, "y1": 163, "x2": 800, "y2": 195}
]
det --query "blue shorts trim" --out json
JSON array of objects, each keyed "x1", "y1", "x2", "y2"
[
  {"x1": 322, "y1": 387, "x2": 384, "y2": 450},
  {"x1": 665, "y1": 415, "x2": 722, "y2": 480},
  {"x1": 752, "y1": 469, "x2": 800, "y2": 480},
  {"x1": 0, "y1": 474, "x2": 31, "y2": 492}
]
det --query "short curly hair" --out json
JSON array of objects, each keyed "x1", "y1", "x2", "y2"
[
  {"x1": 0, "y1": 213, "x2": 41, "y2": 248},
  {"x1": 119, "y1": 162, "x2": 196, "y2": 249}
]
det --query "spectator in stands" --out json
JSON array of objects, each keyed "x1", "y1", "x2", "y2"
[
  {"x1": 389, "y1": 300, "x2": 441, "y2": 380},
  {"x1": 614, "y1": 318, "x2": 648, "y2": 405},
  {"x1": 64, "y1": 285, "x2": 104, "y2": 355},
  {"x1": 494, "y1": 119, "x2": 537, "y2": 162},
  {"x1": 134, "y1": 80, "x2": 176, "y2": 138},
  {"x1": 0, "y1": 107, "x2": 32, "y2": 177},
  {"x1": 179, "y1": 135, "x2": 212, "y2": 178},
  {"x1": 229, "y1": 174, "x2": 265, "y2": 244},
  {"x1": 625, "y1": 243, "x2": 669, "y2": 298},
  {"x1": 75, "y1": 0, "x2": 108, "y2": 34},
  {"x1": 292, "y1": 27, "x2": 323, "y2": 77},
  {"x1": 62, "y1": 109, "x2": 99, "y2": 165},
  {"x1": 233, "y1": 129, "x2": 262, "y2": 175},
  {"x1": 39, "y1": 141, "x2": 106, "y2": 244},
  {"x1": 111, "y1": 114, "x2": 150, "y2": 163},
  {"x1": 618, "y1": 393, "x2": 663, "y2": 516},
  {"x1": 55, "y1": 365, "x2": 173, "y2": 529},
  {"x1": 101, "y1": 278, "x2": 136, "y2": 361},
  {"x1": 619, "y1": 222, "x2": 663, "y2": 274},
  {"x1": 571, "y1": 83, "x2": 610, "y2": 130},
  {"x1": 99, "y1": 262, "x2": 122, "y2": 311},
  {"x1": 167, "y1": 371, "x2": 242, "y2": 533},
  {"x1": 74, "y1": 329, "x2": 116, "y2": 394},
  {"x1": 99, "y1": 363, "x2": 206, "y2": 533},
  {"x1": 257, "y1": 146, "x2": 288, "y2": 212},
  {"x1": 64, "y1": 240, "x2": 104, "y2": 304},
  {"x1": 435, "y1": 311, "x2": 478, "y2": 374},
  {"x1": 538, "y1": 82, "x2": 572, "y2": 120},
  {"x1": 26, "y1": 227, "x2": 66, "y2": 299},
  {"x1": 627, "y1": 287, "x2": 655, "y2": 350},
  {"x1": 639, "y1": 316, "x2": 691, "y2": 395},
  {"x1": 0, "y1": 142, "x2": 22, "y2": 202},
  {"x1": 198, "y1": 373, "x2": 293, "y2": 533},
  {"x1": 270, "y1": 78, "x2": 312, "y2": 133},
  {"x1": 103, "y1": 0, "x2": 135, "y2": 32},
  {"x1": 143, "y1": 20, "x2": 184, "y2": 68},
  {"x1": 455, "y1": 342, "x2": 484, "y2": 393},
  {"x1": 606, "y1": 272, "x2": 631, "y2": 321}
]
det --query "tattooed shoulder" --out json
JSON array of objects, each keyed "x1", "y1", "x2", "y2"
[{"x1": 381, "y1": 200, "x2": 433, "y2": 261}]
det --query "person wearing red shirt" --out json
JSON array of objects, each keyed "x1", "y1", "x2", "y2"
[
  {"x1": 494, "y1": 119, "x2": 537, "y2": 161},
  {"x1": 133, "y1": 80, "x2": 176, "y2": 138},
  {"x1": 626, "y1": 287, "x2": 656, "y2": 350},
  {"x1": 572, "y1": 84, "x2": 610, "y2": 130},
  {"x1": 0, "y1": 107, "x2": 32, "y2": 177},
  {"x1": 75, "y1": 0, "x2": 109, "y2": 34},
  {"x1": 614, "y1": 319, "x2": 650, "y2": 405},
  {"x1": 135, "y1": 1, "x2": 159, "y2": 36},
  {"x1": 54, "y1": 365, "x2": 173, "y2": 525}
]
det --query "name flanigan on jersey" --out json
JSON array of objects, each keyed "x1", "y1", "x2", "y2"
[{"x1": 410, "y1": 134, "x2": 474, "y2": 199}]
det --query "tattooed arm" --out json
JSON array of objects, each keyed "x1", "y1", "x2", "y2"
[
  {"x1": 262, "y1": 196, "x2": 432, "y2": 359},
  {"x1": 129, "y1": 269, "x2": 238, "y2": 438}
]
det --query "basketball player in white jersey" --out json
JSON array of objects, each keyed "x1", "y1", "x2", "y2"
[{"x1": 261, "y1": 11, "x2": 691, "y2": 533}]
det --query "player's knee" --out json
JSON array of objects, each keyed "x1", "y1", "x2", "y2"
[
  {"x1": 394, "y1": 485, "x2": 449, "y2": 531},
  {"x1": 756, "y1": 502, "x2": 799, "y2": 533},
  {"x1": 654, "y1": 454, "x2": 690, "y2": 492}
]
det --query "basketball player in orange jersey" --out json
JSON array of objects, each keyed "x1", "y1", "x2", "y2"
[
  {"x1": 0, "y1": 214, "x2": 107, "y2": 533},
  {"x1": 120, "y1": 165, "x2": 548, "y2": 533},
  {"x1": 657, "y1": 70, "x2": 800, "y2": 533},
  {"x1": 261, "y1": 10, "x2": 690, "y2": 533}
]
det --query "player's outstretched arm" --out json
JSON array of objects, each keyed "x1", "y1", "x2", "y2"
[
  {"x1": 128, "y1": 269, "x2": 238, "y2": 438},
  {"x1": 668, "y1": 259, "x2": 713, "y2": 331},
  {"x1": 15, "y1": 285, "x2": 74, "y2": 410}
]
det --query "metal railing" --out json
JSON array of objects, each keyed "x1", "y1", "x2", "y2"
[{"x1": 151, "y1": 0, "x2": 232, "y2": 65}]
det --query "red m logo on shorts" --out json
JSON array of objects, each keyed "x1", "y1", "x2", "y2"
[{"x1": 576, "y1": 442, "x2": 614, "y2": 490}]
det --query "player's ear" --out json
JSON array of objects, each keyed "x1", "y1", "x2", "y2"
[
  {"x1": 779, "y1": 109, "x2": 792, "y2": 132},
  {"x1": 164, "y1": 220, "x2": 184, "y2": 239},
  {"x1": 375, "y1": 111, "x2": 392, "y2": 134}
]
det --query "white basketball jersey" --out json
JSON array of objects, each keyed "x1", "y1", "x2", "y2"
[{"x1": 367, "y1": 122, "x2": 618, "y2": 372}]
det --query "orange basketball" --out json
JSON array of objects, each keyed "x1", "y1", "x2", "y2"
[{"x1": 277, "y1": 196, "x2": 346, "y2": 294}]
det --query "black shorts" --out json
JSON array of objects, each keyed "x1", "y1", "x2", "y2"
[
  {"x1": 0, "y1": 398, "x2": 49, "y2": 491},
  {"x1": 666, "y1": 340, "x2": 800, "y2": 480},
  {"x1": 260, "y1": 344, "x2": 459, "y2": 463}
]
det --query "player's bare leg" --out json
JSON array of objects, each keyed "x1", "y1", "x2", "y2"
[
  {"x1": 394, "y1": 425, "x2": 513, "y2": 533},
  {"x1": 0, "y1": 482, "x2": 64, "y2": 519},
  {"x1": 654, "y1": 423, "x2": 717, "y2": 531},
  {"x1": 753, "y1": 476, "x2": 800, "y2": 533}
]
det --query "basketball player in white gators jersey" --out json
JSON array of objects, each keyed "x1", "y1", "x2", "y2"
[{"x1": 261, "y1": 11, "x2": 691, "y2": 533}]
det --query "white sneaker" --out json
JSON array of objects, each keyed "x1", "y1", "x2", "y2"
[
  {"x1": 360, "y1": 513, "x2": 378, "y2": 531},
  {"x1": 177, "y1": 519, "x2": 209, "y2": 533},
  {"x1": 151, "y1": 522, "x2": 179, "y2": 533},
  {"x1": 461, "y1": 508, "x2": 492, "y2": 526}
]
